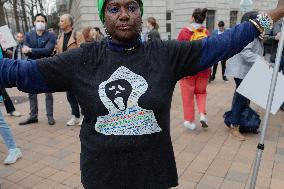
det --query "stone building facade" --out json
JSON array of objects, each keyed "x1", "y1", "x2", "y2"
[{"x1": 57, "y1": 0, "x2": 278, "y2": 39}]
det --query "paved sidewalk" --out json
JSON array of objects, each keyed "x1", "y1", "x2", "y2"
[{"x1": 0, "y1": 75, "x2": 283, "y2": 189}]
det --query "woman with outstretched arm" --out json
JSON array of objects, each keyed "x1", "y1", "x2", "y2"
[{"x1": 1, "y1": 0, "x2": 284, "y2": 188}]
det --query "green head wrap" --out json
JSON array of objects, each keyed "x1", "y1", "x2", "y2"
[{"x1": 97, "y1": 0, "x2": 144, "y2": 23}]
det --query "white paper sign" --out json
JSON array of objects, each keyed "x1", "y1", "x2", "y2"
[
  {"x1": 0, "y1": 25, "x2": 17, "y2": 49},
  {"x1": 237, "y1": 59, "x2": 284, "y2": 114}
]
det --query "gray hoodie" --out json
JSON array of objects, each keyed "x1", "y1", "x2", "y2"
[{"x1": 225, "y1": 38, "x2": 264, "y2": 79}]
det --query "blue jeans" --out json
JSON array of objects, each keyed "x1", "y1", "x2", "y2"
[
  {"x1": 231, "y1": 78, "x2": 250, "y2": 126},
  {"x1": 0, "y1": 109, "x2": 17, "y2": 150}
]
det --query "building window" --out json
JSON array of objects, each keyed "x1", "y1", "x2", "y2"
[
  {"x1": 166, "y1": 11, "x2": 172, "y2": 40},
  {"x1": 230, "y1": 11, "x2": 238, "y2": 28},
  {"x1": 206, "y1": 10, "x2": 215, "y2": 32},
  {"x1": 166, "y1": 12, "x2": 171, "y2": 21},
  {"x1": 166, "y1": 23, "x2": 171, "y2": 33}
]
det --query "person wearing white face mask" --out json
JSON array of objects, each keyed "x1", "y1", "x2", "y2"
[{"x1": 20, "y1": 13, "x2": 57, "y2": 126}]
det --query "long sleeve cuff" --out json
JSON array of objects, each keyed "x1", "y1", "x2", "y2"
[{"x1": 0, "y1": 58, "x2": 50, "y2": 93}]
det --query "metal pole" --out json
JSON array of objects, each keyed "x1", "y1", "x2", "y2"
[{"x1": 250, "y1": 19, "x2": 284, "y2": 189}]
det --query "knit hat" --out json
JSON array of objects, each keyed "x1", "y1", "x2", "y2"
[{"x1": 97, "y1": 0, "x2": 144, "y2": 23}]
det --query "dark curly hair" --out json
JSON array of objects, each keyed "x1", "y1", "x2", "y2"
[
  {"x1": 192, "y1": 8, "x2": 208, "y2": 24},
  {"x1": 34, "y1": 13, "x2": 47, "y2": 22}
]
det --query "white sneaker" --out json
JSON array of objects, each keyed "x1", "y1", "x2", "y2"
[
  {"x1": 66, "y1": 115, "x2": 80, "y2": 126},
  {"x1": 79, "y1": 116, "x2": 84, "y2": 126},
  {"x1": 4, "y1": 148, "x2": 22, "y2": 165},
  {"x1": 200, "y1": 115, "x2": 208, "y2": 128},
  {"x1": 184, "y1": 121, "x2": 196, "y2": 130},
  {"x1": 9, "y1": 111, "x2": 21, "y2": 117}
]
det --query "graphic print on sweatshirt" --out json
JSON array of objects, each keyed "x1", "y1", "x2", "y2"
[{"x1": 95, "y1": 66, "x2": 162, "y2": 135}]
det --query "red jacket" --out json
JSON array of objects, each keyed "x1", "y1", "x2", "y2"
[{"x1": 177, "y1": 26, "x2": 211, "y2": 77}]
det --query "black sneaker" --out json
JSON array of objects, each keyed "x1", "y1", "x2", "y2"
[
  {"x1": 48, "y1": 117, "x2": 56, "y2": 125},
  {"x1": 281, "y1": 103, "x2": 284, "y2": 111},
  {"x1": 19, "y1": 117, "x2": 38, "y2": 126},
  {"x1": 209, "y1": 77, "x2": 215, "y2": 83},
  {"x1": 223, "y1": 76, "x2": 229, "y2": 81}
]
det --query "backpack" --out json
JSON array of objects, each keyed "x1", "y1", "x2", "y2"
[
  {"x1": 223, "y1": 106, "x2": 261, "y2": 134},
  {"x1": 188, "y1": 26, "x2": 208, "y2": 41}
]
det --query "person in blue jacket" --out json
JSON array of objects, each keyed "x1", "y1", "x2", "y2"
[
  {"x1": 19, "y1": 13, "x2": 57, "y2": 126},
  {"x1": 1, "y1": 0, "x2": 284, "y2": 188},
  {"x1": 0, "y1": 44, "x2": 21, "y2": 117}
]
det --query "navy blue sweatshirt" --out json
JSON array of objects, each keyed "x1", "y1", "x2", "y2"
[{"x1": 0, "y1": 22, "x2": 259, "y2": 93}]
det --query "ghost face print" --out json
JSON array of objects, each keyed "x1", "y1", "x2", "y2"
[
  {"x1": 105, "y1": 80, "x2": 132, "y2": 111},
  {"x1": 95, "y1": 66, "x2": 162, "y2": 136}
]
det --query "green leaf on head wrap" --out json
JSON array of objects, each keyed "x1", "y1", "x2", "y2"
[{"x1": 97, "y1": 0, "x2": 144, "y2": 23}]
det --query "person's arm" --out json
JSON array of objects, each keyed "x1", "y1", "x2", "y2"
[
  {"x1": 24, "y1": 32, "x2": 31, "y2": 47},
  {"x1": 198, "y1": 1, "x2": 284, "y2": 71},
  {"x1": 0, "y1": 48, "x2": 82, "y2": 94},
  {"x1": 30, "y1": 33, "x2": 57, "y2": 58},
  {"x1": 166, "y1": 21, "x2": 259, "y2": 80},
  {"x1": 0, "y1": 59, "x2": 49, "y2": 93},
  {"x1": 23, "y1": 32, "x2": 34, "y2": 57},
  {"x1": 197, "y1": 21, "x2": 259, "y2": 72}
]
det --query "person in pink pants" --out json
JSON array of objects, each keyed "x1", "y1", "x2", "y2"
[
  {"x1": 178, "y1": 8, "x2": 210, "y2": 130},
  {"x1": 180, "y1": 71, "x2": 210, "y2": 130}
]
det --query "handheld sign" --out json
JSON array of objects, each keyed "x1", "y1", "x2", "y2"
[
  {"x1": 237, "y1": 58, "x2": 284, "y2": 114},
  {"x1": 0, "y1": 25, "x2": 17, "y2": 49}
]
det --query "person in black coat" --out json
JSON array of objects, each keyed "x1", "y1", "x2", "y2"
[{"x1": 0, "y1": 44, "x2": 21, "y2": 117}]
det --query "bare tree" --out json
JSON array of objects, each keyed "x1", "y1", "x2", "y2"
[
  {"x1": 35, "y1": 0, "x2": 39, "y2": 13},
  {"x1": 0, "y1": 0, "x2": 8, "y2": 26},
  {"x1": 25, "y1": 0, "x2": 36, "y2": 23},
  {"x1": 0, "y1": 0, "x2": 57, "y2": 31},
  {"x1": 38, "y1": 0, "x2": 44, "y2": 13},
  {"x1": 11, "y1": 0, "x2": 20, "y2": 31},
  {"x1": 20, "y1": 0, "x2": 28, "y2": 31}
]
